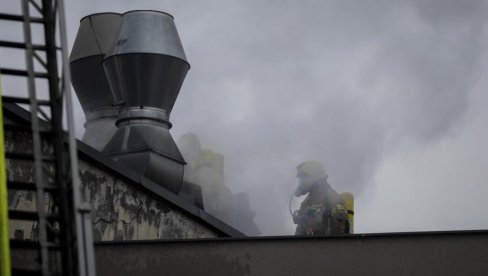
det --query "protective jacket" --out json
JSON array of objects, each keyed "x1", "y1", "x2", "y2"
[{"x1": 294, "y1": 178, "x2": 349, "y2": 235}]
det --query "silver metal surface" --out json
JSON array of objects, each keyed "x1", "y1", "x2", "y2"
[
  {"x1": 102, "y1": 10, "x2": 189, "y2": 195},
  {"x1": 114, "y1": 151, "x2": 184, "y2": 193},
  {"x1": 82, "y1": 107, "x2": 119, "y2": 151},
  {"x1": 70, "y1": 13, "x2": 122, "y2": 62},
  {"x1": 103, "y1": 53, "x2": 189, "y2": 112},
  {"x1": 70, "y1": 54, "x2": 119, "y2": 113},
  {"x1": 70, "y1": 13, "x2": 122, "y2": 150},
  {"x1": 82, "y1": 117, "x2": 119, "y2": 151},
  {"x1": 103, "y1": 121, "x2": 185, "y2": 193},
  {"x1": 104, "y1": 120, "x2": 184, "y2": 160},
  {"x1": 104, "y1": 10, "x2": 187, "y2": 62},
  {"x1": 95, "y1": 231, "x2": 488, "y2": 276},
  {"x1": 70, "y1": 13, "x2": 121, "y2": 112},
  {"x1": 117, "y1": 107, "x2": 170, "y2": 126},
  {"x1": 85, "y1": 107, "x2": 120, "y2": 122},
  {"x1": 103, "y1": 11, "x2": 190, "y2": 111}
]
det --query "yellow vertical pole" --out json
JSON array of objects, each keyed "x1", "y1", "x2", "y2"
[
  {"x1": 0, "y1": 75, "x2": 11, "y2": 276},
  {"x1": 340, "y1": 192, "x2": 354, "y2": 234}
]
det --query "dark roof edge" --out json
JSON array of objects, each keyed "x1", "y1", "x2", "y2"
[
  {"x1": 2, "y1": 102, "x2": 244, "y2": 238},
  {"x1": 94, "y1": 229, "x2": 488, "y2": 246}
]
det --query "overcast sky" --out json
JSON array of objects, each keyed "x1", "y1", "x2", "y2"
[{"x1": 2, "y1": 0, "x2": 487, "y2": 235}]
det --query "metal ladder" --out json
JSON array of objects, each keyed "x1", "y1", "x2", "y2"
[{"x1": 0, "y1": 0, "x2": 95, "y2": 275}]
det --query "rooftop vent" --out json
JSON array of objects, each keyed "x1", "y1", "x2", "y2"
[
  {"x1": 102, "y1": 11, "x2": 190, "y2": 193},
  {"x1": 70, "y1": 13, "x2": 122, "y2": 150}
]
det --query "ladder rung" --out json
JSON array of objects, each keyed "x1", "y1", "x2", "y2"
[
  {"x1": 9, "y1": 239, "x2": 60, "y2": 250},
  {"x1": 3, "y1": 123, "x2": 53, "y2": 134},
  {"x1": 0, "y1": 40, "x2": 47, "y2": 51},
  {"x1": 5, "y1": 152, "x2": 56, "y2": 162},
  {"x1": 7, "y1": 181, "x2": 58, "y2": 192},
  {"x1": 9, "y1": 240, "x2": 39, "y2": 249},
  {"x1": 0, "y1": 68, "x2": 49, "y2": 78},
  {"x1": 2, "y1": 96, "x2": 51, "y2": 106},
  {"x1": 8, "y1": 210, "x2": 58, "y2": 221},
  {"x1": 11, "y1": 268, "x2": 43, "y2": 276},
  {"x1": 9, "y1": 210, "x2": 38, "y2": 220},
  {"x1": 12, "y1": 268, "x2": 62, "y2": 276},
  {"x1": 0, "y1": 13, "x2": 44, "y2": 23}
]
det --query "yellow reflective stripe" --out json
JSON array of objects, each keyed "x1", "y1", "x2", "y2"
[{"x1": 0, "y1": 74, "x2": 11, "y2": 276}]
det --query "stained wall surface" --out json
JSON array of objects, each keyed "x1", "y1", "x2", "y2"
[{"x1": 6, "y1": 127, "x2": 221, "y2": 241}]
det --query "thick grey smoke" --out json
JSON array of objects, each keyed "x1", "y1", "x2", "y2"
[{"x1": 2, "y1": 0, "x2": 487, "y2": 235}]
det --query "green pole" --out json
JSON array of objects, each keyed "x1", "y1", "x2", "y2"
[{"x1": 0, "y1": 74, "x2": 11, "y2": 276}]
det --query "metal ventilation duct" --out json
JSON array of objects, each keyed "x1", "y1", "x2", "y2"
[
  {"x1": 70, "y1": 13, "x2": 122, "y2": 150},
  {"x1": 102, "y1": 11, "x2": 190, "y2": 194}
]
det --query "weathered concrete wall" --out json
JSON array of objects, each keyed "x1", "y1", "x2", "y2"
[
  {"x1": 6, "y1": 129, "x2": 219, "y2": 241},
  {"x1": 79, "y1": 161, "x2": 218, "y2": 240}
]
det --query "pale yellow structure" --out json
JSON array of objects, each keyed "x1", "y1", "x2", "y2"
[{"x1": 340, "y1": 192, "x2": 354, "y2": 234}]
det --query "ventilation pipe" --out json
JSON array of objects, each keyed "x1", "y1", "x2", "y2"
[
  {"x1": 102, "y1": 11, "x2": 189, "y2": 193},
  {"x1": 69, "y1": 13, "x2": 122, "y2": 150}
]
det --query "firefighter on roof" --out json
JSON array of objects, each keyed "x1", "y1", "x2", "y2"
[{"x1": 292, "y1": 161, "x2": 349, "y2": 235}]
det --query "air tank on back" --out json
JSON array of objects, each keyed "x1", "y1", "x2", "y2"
[
  {"x1": 69, "y1": 13, "x2": 122, "y2": 150},
  {"x1": 102, "y1": 11, "x2": 189, "y2": 193}
]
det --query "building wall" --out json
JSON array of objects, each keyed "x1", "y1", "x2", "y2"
[
  {"x1": 95, "y1": 231, "x2": 488, "y2": 276},
  {"x1": 79, "y1": 161, "x2": 218, "y2": 240},
  {"x1": 6, "y1": 128, "x2": 219, "y2": 241}
]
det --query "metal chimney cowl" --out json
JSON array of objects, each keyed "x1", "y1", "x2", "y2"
[
  {"x1": 102, "y1": 10, "x2": 190, "y2": 194},
  {"x1": 69, "y1": 13, "x2": 122, "y2": 150}
]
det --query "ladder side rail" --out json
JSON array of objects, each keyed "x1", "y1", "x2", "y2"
[
  {"x1": 57, "y1": 1, "x2": 96, "y2": 275},
  {"x1": 21, "y1": 0, "x2": 50, "y2": 275},
  {"x1": 41, "y1": 0, "x2": 76, "y2": 275}
]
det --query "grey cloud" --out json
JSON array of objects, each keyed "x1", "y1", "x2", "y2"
[
  {"x1": 2, "y1": 0, "x2": 485, "y2": 235},
  {"x1": 170, "y1": 1, "x2": 488, "y2": 235}
]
